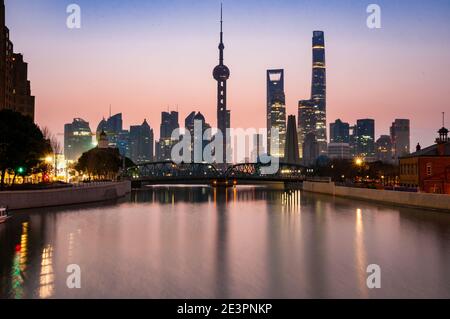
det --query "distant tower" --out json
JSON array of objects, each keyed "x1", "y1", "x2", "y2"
[
  {"x1": 213, "y1": 4, "x2": 231, "y2": 164},
  {"x1": 284, "y1": 115, "x2": 301, "y2": 164},
  {"x1": 267, "y1": 69, "x2": 286, "y2": 157},
  {"x1": 311, "y1": 31, "x2": 327, "y2": 154}
]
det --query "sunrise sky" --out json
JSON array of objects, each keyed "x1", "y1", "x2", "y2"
[{"x1": 5, "y1": 0, "x2": 450, "y2": 146}]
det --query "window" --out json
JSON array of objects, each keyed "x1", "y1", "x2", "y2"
[{"x1": 426, "y1": 163, "x2": 432, "y2": 176}]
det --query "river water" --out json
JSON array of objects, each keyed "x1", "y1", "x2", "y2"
[{"x1": 0, "y1": 186, "x2": 449, "y2": 299}]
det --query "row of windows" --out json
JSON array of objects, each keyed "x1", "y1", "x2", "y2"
[{"x1": 400, "y1": 163, "x2": 433, "y2": 177}]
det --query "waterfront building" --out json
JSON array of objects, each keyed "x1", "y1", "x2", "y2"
[
  {"x1": 399, "y1": 125, "x2": 450, "y2": 194},
  {"x1": 64, "y1": 118, "x2": 93, "y2": 162}
]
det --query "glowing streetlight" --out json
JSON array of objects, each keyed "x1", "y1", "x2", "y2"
[{"x1": 354, "y1": 158, "x2": 364, "y2": 166}]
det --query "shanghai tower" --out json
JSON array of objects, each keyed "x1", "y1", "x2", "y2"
[
  {"x1": 311, "y1": 31, "x2": 327, "y2": 154},
  {"x1": 213, "y1": 4, "x2": 231, "y2": 164}
]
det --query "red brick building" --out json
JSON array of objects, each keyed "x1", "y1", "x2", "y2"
[{"x1": 399, "y1": 127, "x2": 450, "y2": 194}]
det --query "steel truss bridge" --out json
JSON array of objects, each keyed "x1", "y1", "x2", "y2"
[{"x1": 124, "y1": 161, "x2": 306, "y2": 187}]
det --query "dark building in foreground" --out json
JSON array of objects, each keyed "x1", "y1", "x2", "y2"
[
  {"x1": 0, "y1": 0, "x2": 35, "y2": 120},
  {"x1": 399, "y1": 125, "x2": 450, "y2": 194},
  {"x1": 376, "y1": 135, "x2": 393, "y2": 163},
  {"x1": 284, "y1": 115, "x2": 300, "y2": 164},
  {"x1": 64, "y1": 118, "x2": 93, "y2": 162}
]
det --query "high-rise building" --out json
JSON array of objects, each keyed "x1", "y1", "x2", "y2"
[
  {"x1": 284, "y1": 115, "x2": 300, "y2": 164},
  {"x1": 303, "y1": 133, "x2": 319, "y2": 167},
  {"x1": 96, "y1": 113, "x2": 123, "y2": 148},
  {"x1": 0, "y1": 0, "x2": 35, "y2": 120},
  {"x1": 298, "y1": 99, "x2": 316, "y2": 161},
  {"x1": 330, "y1": 119, "x2": 350, "y2": 143},
  {"x1": 267, "y1": 69, "x2": 286, "y2": 158},
  {"x1": 117, "y1": 130, "x2": 130, "y2": 158},
  {"x1": 157, "y1": 111, "x2": 179, "y2": 161},
  {"x1": 185, "y1": 111, "x2": 211, "y2": 163},
  {"x1": 327, "y1": 143, "x2": 351, "y2": 160},
  {"x1": 297, "y1": 31, "x2": 327, "y2": 160},
  {"x1": 356, "y1": 119, "x2": 375, "y2": 161},
  {"x1": 251, "y1": 134, "x2": 265, "y2": 163},
  {"x1": 376, "y1": 135, "x2": 393, "y2": 163},
  {"x1": 212, "y1": 4, "x2": 231, "y2": 164},
  {"x1": 64, "y1": 118, "x2": 93, "y2": 162},
  {"x1": 129, "y1": 120, "x2": 154, "y2": 164},
  {"x1": 390, "y1": 119, "x2": 410, "y2": 161}
]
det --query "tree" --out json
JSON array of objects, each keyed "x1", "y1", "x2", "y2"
[
  {"x1": 0, "y1": 110, "x2": 52, "y2": 189},
  {"x1": 75, "y1": 147, "x2": 125, "y2": 180}
]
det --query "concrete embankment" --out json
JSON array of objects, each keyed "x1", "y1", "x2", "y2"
[
  {"x1": 0, "y1": 181, "x2": 131, "y2": 210},
  {"x1": 303, "y1": 181, "x2": 450, "y2": 211}
]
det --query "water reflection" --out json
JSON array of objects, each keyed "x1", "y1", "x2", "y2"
[{"x1": 0, "y1": 186, "x2": 449, "y2": 299}]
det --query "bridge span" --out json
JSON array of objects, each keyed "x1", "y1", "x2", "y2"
[{"x1": 124, "y1": 161, "x2": 306, "y2": 188}]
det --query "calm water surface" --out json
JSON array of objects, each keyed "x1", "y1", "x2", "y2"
[{"x1": 0, "y1": 186, "x2": 449, "y2": 299}]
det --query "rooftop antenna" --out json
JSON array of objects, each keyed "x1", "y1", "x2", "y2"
[{"x1": 443, "y1": 112, "x2": 445, "y2": 127}]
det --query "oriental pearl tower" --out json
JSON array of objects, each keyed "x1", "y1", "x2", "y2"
[{"x1": 213, "y1": 3, "x2": 231, "y2": 165}]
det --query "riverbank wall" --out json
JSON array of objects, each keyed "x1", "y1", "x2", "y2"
[
  {"x1": 0, "y1": 181, "x2": 131, "y2": 210},
  {"x1": 303, "y1": 181, "x2": 450, "y2": 211}
]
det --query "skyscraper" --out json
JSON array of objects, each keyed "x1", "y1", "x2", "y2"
[
  {"x1": 390, "y1": 119, "x2": 410, "y2": 161},
  {"x1": 303, "y1": 133, "x2": 319, "y2": 167},
  {"x1": 129, "y1": 120, "x2": 154, "y2": 164},
  {"x1": 376, "y1": 135, "x2": 393, "y2": 163},
  {"x1": 298, "y1": 99, "x2": 315, "y2": 161},
  {"x1": 356, "y1": 119, "x2": 375, "y2": 161},
  {"x1": 297, "y1": 31, "x2": 327, "y2": 161},
  {"x1": 212, "y1": 4, "x2": 231, "y2": 164},
  {"x1": 0, "y1": 0, "x2": 35, "y2": 120},
  {"x1": 330, "y1": 119, "x2": 350, "y2": 143},
  {"x1": 251, "y1": 134, "x2": 265, "y2": 163},
  {"x1": 267, "y1": 69, "x2": 286, "y2": 158},
  {"x1": 284, "y1": 115, "x2": 300, "y2": 164},
  {"x1": 185, "y1": 111, "x2": 211, "y2": 163},
  {"x1": 157, "y1": 111, "x2": 179, "y2": 161},
  {"x1": 64, "y1": 118, "x2": 93, "y2": 162},
  {"x1": 311, "y1": 31, "x2": 327, "y2": 154},
  {"x1": 96, "y1": 113, "x2": 123, "y2": 148}
]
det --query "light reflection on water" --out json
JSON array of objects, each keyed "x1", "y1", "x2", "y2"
[{"x1": 0, "y1": 186, "x2": 449, "y2": 299}]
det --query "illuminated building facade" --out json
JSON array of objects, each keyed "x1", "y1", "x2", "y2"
[
  {"x1": 330, "y1": 119, "x2": 350, "y2": 143},
  {"x1": 267, "y1": 69, "x2": 286, "y2": 158},
  {"x1": 297, "y1": 31, "x2": 327, "y2": 161},
  {"x1": 129, "y1": 119, "x2": 154, "y2": 164},
  {"x1": 376, "y1": 135, "x2": 393, "y2": 163},
  {"x1": 356, "y1": 119, "x2": 376, "y2": 161},
  {"x1": 64, "y1": 118, "x2": 93, "y2": 161}
]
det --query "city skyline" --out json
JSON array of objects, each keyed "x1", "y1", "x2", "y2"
[{"x1": 4, "y1": 0, "x2": 450, "y2": 147}]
